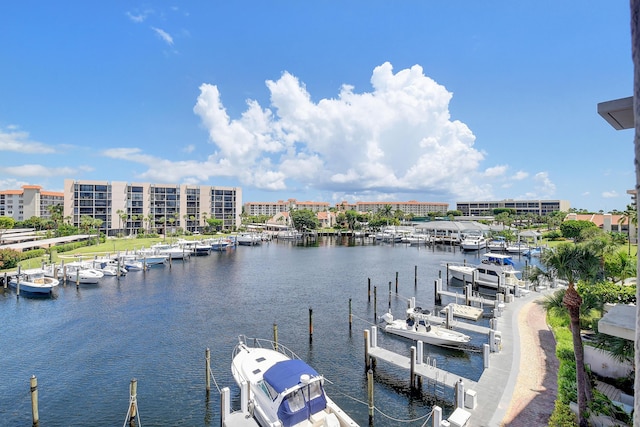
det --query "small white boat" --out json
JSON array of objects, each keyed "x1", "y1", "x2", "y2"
[
  {"x1": 64, "y1": 263, "x2": 104, "y2": 284},
  {"x1": 237, "y1": 233, "x2": 262, "y2": 246},
  {"x1": 486, "y1": 236, "x2": 507, "y2": 252},
  {"x1": 209, "y1": 237, "x2": 232, "y2": 251},
  {"x1": 10, "y1": 269, "x2": 59, "y2": 295},
  {"x1": 505, "y1": 241, "x2": 529, "y2": 254},
  {"x1": 150, "y1": 243, "x2": 191, "y2": 260},
  {"x1": 460, "y1": 233, "x2": 487, "y2": 251},
  {"x1": 134, "y1": 249, "x2": 169, "y2": 266},
  {"x1": 231, "y1": 335, "x2": 359, "y2": 427},
  {"x1": 276, "y1": 229, "x2": 303, "y2": 240},
  {"x1": 90, "y1": 259, "x2": 127, "y2": 276},
  {"x1": 381, "y1": 308, "x2": 471, "y2": 348}
]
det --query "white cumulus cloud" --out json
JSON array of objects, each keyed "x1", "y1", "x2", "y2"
[{"x1": 103, "y1": 62, "x2": 551, "y2": 202}]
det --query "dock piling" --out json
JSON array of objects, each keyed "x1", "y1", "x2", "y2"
[
  {"x1": 364, "y1": 329, "x2": 371, "y2": 372},
  {"x1": 308, "y1": 307, "x2": 313, "y2": 339},
  {"x1": 205, "y1": 348, "x2": 211, "y2": 394},
  {"x1": 273, "y1": 323, "x2": 278, "y2": 350},
  {"x1": 17, "y1": 266, "x2": 22, "y2": 297},
  {"x1": 432, "y1": 406, "x2": 442, "y2": 427},
  {"x1": 410, "y1": 346, "x2": 416, "y2": 389},
  {"x1": 30, "y1": 375, "x2": 39, "y2": 427},
  {"x1": 126, "y1": 378, "x2": 139, "y2": 427},
  {"x1": 367, "y1": 369, "x2": 374, "y2": 425},
  {"x1": 349, "y1": 298, "x2": 352, "y2": 331},
  {"x1": 220, "y1": 387, "x2": 230, "y2": 424}
]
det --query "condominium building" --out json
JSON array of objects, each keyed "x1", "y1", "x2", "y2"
[
  {"x1": 354, "y1": 201, "x2": 449, "y2": 216},
  {"x1": 244, "y1": 199, "x2": 331, "y2": 216},
  {"x1": 245, "y1": 199, "x2": 448, "y2": 217},
  {"x1": 456, "y1": 199, "x2": 570, "y2": 216},
  {"x1": 0, "y1": 185, "x2": 64, "y2": 221},
  {"x1": 63, "y1": 180, "x2": 242, "y2": 236}
]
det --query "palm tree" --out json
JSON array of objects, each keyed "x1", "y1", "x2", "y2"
[
  {"x1": 619, "y1": 204, "x2": 638, "y2": 255},
  {"x1": 541, "y1": 243, "x2": 600, "y2": 427}
]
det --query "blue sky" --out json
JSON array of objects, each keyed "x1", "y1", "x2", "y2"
[{"x1": 0, "y1": 1, "x2": 634, "y2": 212}]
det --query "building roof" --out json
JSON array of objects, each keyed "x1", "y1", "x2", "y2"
[{"x1": 565, "y1": 213, "x2": 628, "y2": 227}]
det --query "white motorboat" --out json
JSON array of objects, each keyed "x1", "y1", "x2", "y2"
[
  {"x1": 90, "y1": 259, "x2": 127, "y2": 276},
  {"x1": 505, "y1": 241, "x2": 529, "y2": 254},
  {"x1": 150, "y1": 243, "x2": 190, "y2": 260},
  {"x1": 236, "y1": 233, "x2": 262, "y2": 246},
  {"x1": 276, "y1": 229, "x2": 303, "y2": 240},
  {"x1": 486, "y1": 236, "x2": 507, "y2": 252},
  {"x1": 209, "y1": 237, "x2": 232, "y2": 251},
  {"x1": 64, "y1": 262, "x2": 104, "y2": 284},
  {"x1": 231, "y1": 335, "x2": 359, "y2": 427},
  {"x1": 381, "y1": 308, "x2": 471, "y2": 348},
  {"x1": 10, "y1": 269, "x2": 59, "y2": 295},
  {"x1": 447, "y1": 252, "x2": 524, "y2": 288},
  {"x1": 134, "y1": 249, "x2": 169, "y2": 266},
  {"x1": 459, "y1": 233, "x2": 487, "y2": 251}
]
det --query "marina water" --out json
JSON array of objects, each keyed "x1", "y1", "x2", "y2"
[{"x1": 0, "y1": 237, "x2": 538, "y2": 426}]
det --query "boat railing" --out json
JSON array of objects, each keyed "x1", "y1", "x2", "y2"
[{"x1": 234, "y1": 335, "x2": 302, "y2": 361}]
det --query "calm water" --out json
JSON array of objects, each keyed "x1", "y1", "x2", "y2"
[{"x1": 0, "y1": 238, "x2": 536, "y2": 426}]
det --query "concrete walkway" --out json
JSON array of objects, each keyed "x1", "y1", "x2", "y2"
[
  {"x1": 462, "y1": 287, "x2": 559, "y2": 427},
  {"x1": 500, "y1": 297, "x2": 558, "y2": 426}
]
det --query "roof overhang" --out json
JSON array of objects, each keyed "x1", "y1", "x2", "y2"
[
  {"x1": 598, "y1": 96, "x2": 634, "y2": 130},
  {"x1": 598, "y1": 304, "x2": 636, "y2": 341}
]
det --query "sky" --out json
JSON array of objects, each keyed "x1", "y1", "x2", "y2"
[{"x1": 0, "y1": 1, "x2": 635, "y2": 213}]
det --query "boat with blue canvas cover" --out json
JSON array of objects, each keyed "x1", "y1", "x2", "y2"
[{"x1": 231, "y1": 335, "x2": 359, "y2": 427}]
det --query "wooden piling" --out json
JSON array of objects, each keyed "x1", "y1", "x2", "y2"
[
  {"x1": 388, "y1": 281, "x2": 392, "y2": 309},
  {"x1": 367, "y1": 278, "x2": 371, "y2": 302},
  {"x1": 128, "y1": 378, "x2": 138, "y2": 427},
  {"x1": 414, "y1": 265, "x2": 417, "y2": 288},
  {"x1": 395, "y1": 271, "x2": 398, "y2": 293},
  {"x1": 373, "y1": 286, "x2": 377, "y2": 319},
  {"x1": 308, "y1": 307, "x2": 313, "y2": 338},
  {"x1": 410, "y1": 346, "x2": 416, "y2": 389},
  {"x1": 205, "y1": 348, "x2": 211, "y2": 394},
  {"x1": 30, "y1": 375, "x2": 39, "y2": 427},
  {"x1": 435, "y1": 280, "x2": 441, "y2": 305},
  {"x1": 17, "y1": 266, "x2": 21, "y2": 297},
  {"x1": 367, "y1": 369, "x2": 374, "y2": 426},
  {"x1": 349, "y1": 298, "x2": 352, "y2": 331},
  {"x1": 364, "y1": 329, "x2": 370, "y2": 372},
  {"x1": 273, "y1": 323, "x2": 278, "y2": 350}
]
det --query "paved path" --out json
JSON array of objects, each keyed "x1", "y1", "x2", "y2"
[{"x1": 500, "y1": 298, "x2": 559, "y2": 426}]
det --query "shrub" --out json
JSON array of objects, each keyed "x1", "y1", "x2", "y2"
[
  {"x1": 548, "y1": 400, "x2": 578, "y2": 426},
  {"x1": 0, "y1": 248, "x2": 22, "y2": 269},
  {"x1": 557, "y1": 359, "x2": 577, "y2": 405},
  {"x1": 543, "y1": 230, "x2": 563, "y2": 241},
  {"x1": 20, "y1": 248, "x2": 46, "y2": 261}
]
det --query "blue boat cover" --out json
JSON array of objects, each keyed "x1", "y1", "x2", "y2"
[{"x1": 263, "y1": 360, "x2": 319, "y2": 393}]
